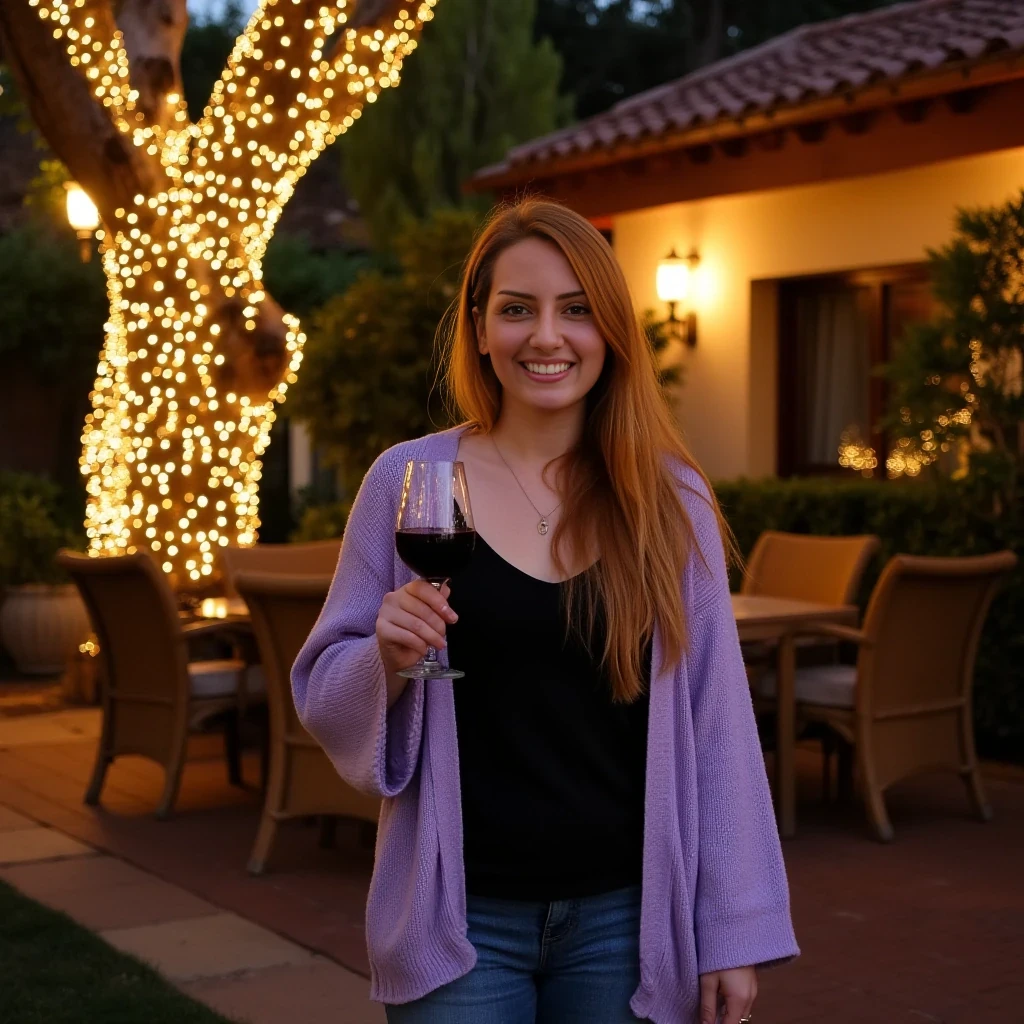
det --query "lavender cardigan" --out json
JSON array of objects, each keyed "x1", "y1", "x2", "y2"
[{"x1": 292, "y1": 427, "x2": 799, "y2": 1021}]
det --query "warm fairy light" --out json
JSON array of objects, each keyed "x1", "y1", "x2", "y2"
[
  {"x1": 79, "y1": 635, "x2": 100, "y2": 657},
  {"x1": 31, "y1": 0, "x2": 436, "y2": 586},
  {"x1": 886, "y1": 435, "x2": 938, "y2": 478},
  {"x1": 837, "y1": 429, "x2": 878, "y2": 477}
]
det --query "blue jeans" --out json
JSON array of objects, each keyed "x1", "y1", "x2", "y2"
[{"x1": 385, "y1": 886, "x2": 644, "y2": 1024}]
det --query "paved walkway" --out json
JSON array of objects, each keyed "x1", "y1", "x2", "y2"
[
  {"x1": 1, "y1": 707, "x2": 1022, "y2": 1023},
  {"x1": 0, "y1": 816, "x2": 382, "y2": 1024},
  {"x1": 0, "y1": 711, "x2": 381, "y2": 1024}
]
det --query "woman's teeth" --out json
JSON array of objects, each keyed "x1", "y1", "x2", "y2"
[{"x1": 523, "y1": 362, "x2": 572, "y2": 375}]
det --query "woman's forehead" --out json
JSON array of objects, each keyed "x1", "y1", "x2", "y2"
[{"x1": 490, "y1": 238, "x2": 583, "y2": 295}]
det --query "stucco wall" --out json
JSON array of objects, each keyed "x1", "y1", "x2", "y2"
[{"x1": 612, "y1": 146, "x2": 1024, "y2": 480}]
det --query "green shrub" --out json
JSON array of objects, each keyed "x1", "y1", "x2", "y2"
[
  {"x1": 291, "y1": 501, "x2": 351, "y2": 543},
  {"x1": 0, "y1": 473, "x2": 85, "y2": 587},
  {"x1": 713, "y1": 477, "x2": 1023, "y2": 758}
]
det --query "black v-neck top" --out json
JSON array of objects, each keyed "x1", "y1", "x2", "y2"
[{"x1": 446, "y1": 535, "x2": 651, "y2": 902}]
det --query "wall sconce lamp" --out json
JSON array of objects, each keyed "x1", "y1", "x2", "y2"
[
  {"x1": 656, "y1": 248, "x2": 700, "y2": 347},
  {"x1": 65, "y1": 182, "x2": 99, "y2": 263}
]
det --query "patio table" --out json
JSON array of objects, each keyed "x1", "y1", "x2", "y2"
[
  {"x1": 189, "y1": 592, "x2": 854, "y2": 838},
  {"x1": 732, "y1": 594, "x2": 859, "y2": 839}
]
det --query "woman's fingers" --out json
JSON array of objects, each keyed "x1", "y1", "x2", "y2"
[
  {"x1": 720, "y1": 969, "x2": 757, "y2": 1024},
  {"x1": 406, "y1": 579, "x2": 458, "y2": 623},
  {"x1": 699, "y1": 974, "x2": 719, "y2": 1024},
  {"x1": 394, "y1": 591, "x2": 452, "y2": 639},
  {"x1": 377, "y1": 623, "x2": 429, "y2": 659},
  {"x1": 698, "y1": 970, "x2": 757, "y2": 1024},
  {"x1": 385, "y1": 607, "x2": 448, "y2": 650},
  {"x1": 376, "y1": 579, "x2": 460, "y2": 670}
]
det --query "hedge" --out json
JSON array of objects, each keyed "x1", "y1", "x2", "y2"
[
  {"x1": 282, "y1": 476, "x2": 1024, "y2": 760},
  {"x1": 714, "y1": 477, "x2": 1023, "y2": 760}
]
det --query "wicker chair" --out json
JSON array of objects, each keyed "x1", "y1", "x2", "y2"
[
  {"x1": 57, "y1": 550, "x2": 264, "y2": 819},
  {"x1": 219, "y1": 540, "x2": 342, "y2": 597},
  {"x1": 233, "y1": 570, "x2": 380, "y2": 874},
  {"x1": 755, "y1": 551, "x2": 1017, "y2": 841},
  {"x1": 741, "y1": 530, "x2": 881, "y2": 606},
  {"x1": 741, "y1": 531, "x2": 881, "y2": 791}
]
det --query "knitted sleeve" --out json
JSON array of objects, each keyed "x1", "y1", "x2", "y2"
[
  {"x1": 291, "y1": 448, "x2": 425, "y2": 798},
  {"x1": 680, "y1": 470, "x2": 801, "y2": 974}
]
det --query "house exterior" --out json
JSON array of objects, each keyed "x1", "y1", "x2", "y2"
[{"x1": 469, "y1": 0, "x2": 1024, "y2": 481}]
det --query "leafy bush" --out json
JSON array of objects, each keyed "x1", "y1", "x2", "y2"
[
  {"x1": 291, "y1": 501, "x2": 351, "y2": 543},
  {"x1": 0, "y1": 474, "x2": 85, "y2": 587},
  {"x1": 880, "y1": 193, "x2": 1024, "y2": 502},
  {"x1": 714, "y1": 476, "x2": 1023, "y2": 758},
  {"x1": 289, "y1": 207, "x2": 479, "y2": 498},
  {"x1": 0, "y1": 225, "x2": 106, "y2": 382},
  {"x1": 262, "y1": 234, "x2": 368, "y2": 322}
]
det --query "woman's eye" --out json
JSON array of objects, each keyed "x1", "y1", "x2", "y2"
[
  {"x1": 566, "y1": 303, "x2": 591, "y2": 316},
  {"x1": 501, "y1": 303, "x2": 529, "y2": 316}
]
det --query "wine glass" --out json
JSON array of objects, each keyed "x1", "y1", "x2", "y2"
[{"x1": 395, "y1": 460, "x2": 476, "y2": 679}]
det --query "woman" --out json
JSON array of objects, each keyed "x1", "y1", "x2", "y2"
[{"x1": 292, "y1": 199, "x2": 798, "y2": 1024}]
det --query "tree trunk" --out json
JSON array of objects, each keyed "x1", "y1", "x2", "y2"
[{"x1": 0, "y1": 0, "x2": 435, "y2": 587}]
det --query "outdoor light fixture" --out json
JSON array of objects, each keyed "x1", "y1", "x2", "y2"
[
  {"x1": 65, "y1": 183, "x2": 99, "y2": 263},
  {"x1": 656, "y1": 248, "x2": 700, "y2": 347}
]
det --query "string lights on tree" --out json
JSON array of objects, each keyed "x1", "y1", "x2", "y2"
[{"x1": 7, "y1": 0, "x2": 434, "y2": 585}]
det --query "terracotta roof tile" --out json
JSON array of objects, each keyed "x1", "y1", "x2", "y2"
[{"x1": 479, "y1": 0, "x2": 1024, "y2": 181}]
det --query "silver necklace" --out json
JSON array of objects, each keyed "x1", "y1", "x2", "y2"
[{"x1": 490, "y1": 436, "x2": 562, "y2": 536}]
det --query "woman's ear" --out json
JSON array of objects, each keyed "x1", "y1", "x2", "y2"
[{"x1": 472, "y1": 306, "x2": 488, "y2": 355}]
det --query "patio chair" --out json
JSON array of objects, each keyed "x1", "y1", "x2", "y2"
[
  {"x1": 741, "y1": 530, "x2": 880, "y2": 792},
  {"x1": 232, "y1": 570, "x2": 380, "y2": 874},
  {"x1": 741, "y1": 530, "x2": 881, "y2": 606},
  {"x1": 219, "y1": 539, "x2": 342, "y2": 597},
  {"x1": 56, "y1": 550, "x2": 265, "y2": 819},
  {"x1": 756, "y1": 551, "x2": 1017, "y2": 841}
]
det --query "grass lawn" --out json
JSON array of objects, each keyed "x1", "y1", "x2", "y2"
[{"x1": 0, "y1": 880, "x2": 234, "y2": 1024}]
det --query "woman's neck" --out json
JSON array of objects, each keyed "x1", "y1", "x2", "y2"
[{"x1": 489, "y1": 399, "x2": 585, "y2": 464}]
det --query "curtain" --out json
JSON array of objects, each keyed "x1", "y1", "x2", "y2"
[{"x1": 795, "y1": 288, "x2": 871, "y2": 467}]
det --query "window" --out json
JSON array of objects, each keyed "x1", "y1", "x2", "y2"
[{"x1": 777, "y1": 266, "x2": 934, "y2": 477}]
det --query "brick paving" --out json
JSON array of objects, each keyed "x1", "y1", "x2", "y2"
[{"x1": 0, "y1": 708, "x2": 1022, "y2": 1023}]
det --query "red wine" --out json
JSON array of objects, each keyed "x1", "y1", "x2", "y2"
[{"x1": 396, "y1": 528, "x2": 477, "y2": 582}]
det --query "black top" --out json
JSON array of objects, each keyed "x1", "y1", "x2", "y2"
[{"x1": 446, "y1": 535, "x2": 651, "y2": 902}]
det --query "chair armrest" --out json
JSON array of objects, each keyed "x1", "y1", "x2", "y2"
[{"x1": 794, "y1": 622, "x2": 872, "y2": 646}]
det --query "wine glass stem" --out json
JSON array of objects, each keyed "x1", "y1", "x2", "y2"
[{"x1": 422, "y1": 579, "x2": 446, "y2": 672}]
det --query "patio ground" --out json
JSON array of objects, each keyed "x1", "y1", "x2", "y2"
[{"x1": 0, "y1": 703, "x2": 1021, "y2": 1024}]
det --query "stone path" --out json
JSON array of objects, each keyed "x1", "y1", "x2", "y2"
[{"x1": 0, "y1": 713, "x2": 383, "y2": 1024}]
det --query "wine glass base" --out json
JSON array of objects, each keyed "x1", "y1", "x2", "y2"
[{"x1": 396, "y1": 665, "x2": 466, "y2": 680}]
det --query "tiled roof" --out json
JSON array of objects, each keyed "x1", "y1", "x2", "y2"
[{"x1": 474, "y1": 0, "x2": 1024, "y2": 183}]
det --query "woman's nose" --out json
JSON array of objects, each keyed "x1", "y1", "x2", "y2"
[{"x1": 531, "y1": 309, "x2": 562, "y2": 351}]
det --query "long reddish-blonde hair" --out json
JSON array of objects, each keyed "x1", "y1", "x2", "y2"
[{"x1": 443, "y1": 198, "x2": 733, "y2": 702}]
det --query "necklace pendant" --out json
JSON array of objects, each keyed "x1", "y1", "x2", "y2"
[{"x1": 537, "y1": 518, "x2": 549, "y2": 536}]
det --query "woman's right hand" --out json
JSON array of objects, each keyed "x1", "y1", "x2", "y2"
[{"x1": 376, "y1": 580, "x2": 458, "y2": 682}]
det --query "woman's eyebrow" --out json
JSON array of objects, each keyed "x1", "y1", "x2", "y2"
[{"x1": 496, "y1": 289, "x2": 586, "y2": 300}]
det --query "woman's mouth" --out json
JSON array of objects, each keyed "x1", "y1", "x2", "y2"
[{"x1": 519, "y1": 360, "x2": 575, "y2": 382}]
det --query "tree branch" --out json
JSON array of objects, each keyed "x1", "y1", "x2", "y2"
[
  {"x1": 0, "y1": 0, "x2": 160, "y2": 218},
  {"x1": 182, "y1": 1, "x2": 435, "y2": 262},
  {"x1": 117, "y1": 0, "x2": 189, "y2": 132}
]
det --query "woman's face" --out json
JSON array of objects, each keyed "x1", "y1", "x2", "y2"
[{"x1": 475, "y1": 237, "x2": 607, "y2": 416}]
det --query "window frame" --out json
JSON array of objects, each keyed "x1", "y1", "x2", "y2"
[{"x1": 776, "y1": 262, "x2": 931, "y2": 478}]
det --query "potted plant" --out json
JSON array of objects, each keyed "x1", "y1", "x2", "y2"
[{"x1": 0, "y1": 485, "x2": 90, "y2": 675}]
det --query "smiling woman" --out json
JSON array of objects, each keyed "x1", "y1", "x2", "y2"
[{"x1": 292, "y1": 198, "x2": 797, "y2": 1024}]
